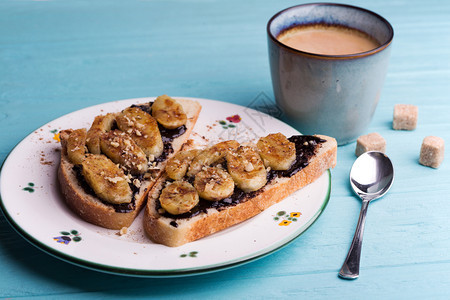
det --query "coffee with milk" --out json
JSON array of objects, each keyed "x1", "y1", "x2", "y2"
[{"x1": 278, "y1": 24, "x2": 380, "y2": 55}]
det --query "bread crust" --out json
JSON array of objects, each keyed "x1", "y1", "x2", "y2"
[
  {"x1": 144, "y1": 134, "x2": 337, "y2": 246},
  {"x1": 144, "y1": 175, "x2": 262, "y2": 246},
  {"x1": 58, "y1": 99, "x2": 201, "y2": 230}
]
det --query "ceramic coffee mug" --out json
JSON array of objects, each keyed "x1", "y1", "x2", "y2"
[{"x1": 267, "y1": 3, "x2": 394, "y2": 145}]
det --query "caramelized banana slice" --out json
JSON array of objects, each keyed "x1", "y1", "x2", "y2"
[
  {"x1": 194, "y1": 167, "x2": 234, "y2": 201},
  {"x1": 66, "y1": 128, "x2": 87, "y2": 165},
  {"x1": 151, "y1": 95, "x2": 187, "y2": 129},
  {"x1": 257, "y1": 133, "x2": 296, "y2": 171},
  {"x1": 86, "y1": 113, "x2": 116, "y2": 154},
  {"x1": 187, "y1": 140, "x2": 240, "y2": 177},
  {"x1": 100, "y1": 130, "x2": 148, "y2": 175},
  {"x1": 116, "y1": 106, "x2": 164, "y2": 158},
  {"x1": 165, "y1": 149, "x2": 201, "y2": 180},
  {"x1": 81, "y1": 154, "x2": 132, "y2": 204},
  {"x1": 226, "y1": 146, "x2": 267, "y2": 192},
  {"x1": 159, "y1": 181, "x2": 199, "y2": 215}
]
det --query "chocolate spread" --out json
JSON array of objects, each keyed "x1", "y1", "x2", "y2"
[
  {"x1": 159, "y1": 135, "x2": 326, "y2": 225},
  {"x1": 154, "y1": 124, "x2": 186, "y2": 163},
  {"x1": 267, "y1": 135, "x2": 326, "y2": 180}
]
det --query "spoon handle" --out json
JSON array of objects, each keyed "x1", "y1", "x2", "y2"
[{"x1": 339, "y1": 199, "x2": 370, "y2": 279}]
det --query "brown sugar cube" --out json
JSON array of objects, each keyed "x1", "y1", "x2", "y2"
[
  {"x1": 419, "y1": 136, "x2": 444, "y2": 168},
  {"x1": 355, "y1": 132, "x2": 386, "y2": 157},
  {"x1": 393, "y1": 104, "x2": 418, "y2": 130}
]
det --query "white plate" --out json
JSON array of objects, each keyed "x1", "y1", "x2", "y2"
[{"x1": 0, "y1": 97, "x2": 331, "y2": 277}]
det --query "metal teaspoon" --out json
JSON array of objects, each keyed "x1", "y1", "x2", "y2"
[{"x1": 339, "y1": 151, "x2": 394, "y2": 279}]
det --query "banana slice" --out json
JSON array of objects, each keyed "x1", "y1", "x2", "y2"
[
  {"x1": 100, "y1": 130, "x2": 148, "y2": 175},
  {"x1": 226, "y1": 146, "x2": 267, "y2": 192},
  {"x1": 194, "y1": 167, "x2": 235, "y2": 201},
  {"x1": 86, "y1": 113, "x2": 116, "y2": 154},
  {"x1": 66, "y1": 128, "x2": 87, "y2": 165},
  {"x1": 187, "y1": 140, "x2": 240, "y2": 177},
  {"x1": 81, "y1": 154, "x2": 132, "y2": 204},
  {"x1": 151, "y1": 95, "x2": 187, "y2": 129},
  {"x1": 116, "y1": 106, "x2": 164, "y2": 158},
  {"x1": 159, "y1": 181, "x2": 199, "y2": 215},
  {"x1": 257, "y1": 133, "x2": 296, "y2": 170},
  {"x1": 165, "y1": 149, "x2": 201, "y2": 180}
]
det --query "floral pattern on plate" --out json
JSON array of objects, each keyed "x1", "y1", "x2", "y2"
[
  {"x1": 218, "y1": 114, "x2": 241, "y2": 129},
  {"x1": 274, "y1": 211, "x2": 302, "y2": 226},
  {"x1": 53, "y1": 230, "x2": 82, "y2": 245}
]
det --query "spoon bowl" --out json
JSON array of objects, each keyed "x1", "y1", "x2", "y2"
[
  {"x1": 350, "y1": 151, "x2": 394, "y2": 200},
  {"x1": 339, "y1": 151, "x2": 394, "y2": 279}
]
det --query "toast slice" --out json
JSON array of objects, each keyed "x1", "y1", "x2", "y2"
[
  {"x1": 143, "y1": 134, "x2": 337, "y2": 247},
  {"x1": 58, "y1": 97, "x2": 201, "y2": 230}
]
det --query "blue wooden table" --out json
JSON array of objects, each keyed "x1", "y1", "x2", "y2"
[{"x1": 1, "y1": 0, "x2": 449, "y2": 298}]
